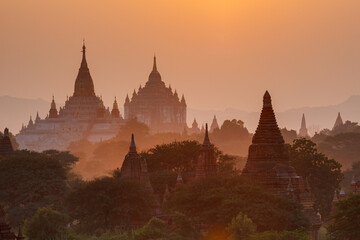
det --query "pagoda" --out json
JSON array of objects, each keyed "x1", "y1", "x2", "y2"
[
  {"x1": 124, "y1": 56, "x2": 187, "y2": 133},
  {"x1": 332, "y1": 112, "x2": 343, "y2": 130},
  {"x1": 195, "y1": 124, "x2": 217, "y2": 178},
  {"x1": 242, "y1": 91, "x2": 321, "y2": 240},
  {"x1": 16, "y1": 43, "x2": 124, "y2": 151},
  {"x1": 210, "y1": 115, "x2": 219, "y2": 132},
  {"x1": 298, "y1": 114, "x2": 309, "y2": 138}
]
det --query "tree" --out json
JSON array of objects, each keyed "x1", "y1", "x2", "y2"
[
  {"x1": 288, "y1": 138, "x2": 343, "y2": 220},
  {"x1": 227, "y1": 213, "x2": 257, "y2": 240},
  {"x1": 65, "y1": 176, "x2": 154, "y2": 234},
  {"x1": 327, "y1": 194, "x2": 360, "y2": 240},
  {"x1": 0, "y1": 151, "x2": 72, "y2": 226},
  {"x1": 165, "y1": 176, "x2": 310, "y2": 232},
  {"x1": 24, "y1": 207, "x2": 75, "y2": 240}
]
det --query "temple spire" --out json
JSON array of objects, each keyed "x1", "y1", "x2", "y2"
[
  {"x1": 203, "y1": 123, "x2": 211, "y2": 145},
  {"x1": 299, "y1": 113, "x2": 309, "y2": 138},
  {"x1": 333, "y1": 112, "x2": 344, "y2": 130},
  {"x1": 81, "y1": 40, "x2": 88, "y2": 69},
  {"x1": 129, "y1": 133, "x2": 137, "y2": 153},
  {"x1": 153, "y1": 55, "x2": 157, "y2": 71}
]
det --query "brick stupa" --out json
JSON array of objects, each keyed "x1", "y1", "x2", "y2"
[{"x1": 242, "y1": 91, "x2": 321, "y2": 240}]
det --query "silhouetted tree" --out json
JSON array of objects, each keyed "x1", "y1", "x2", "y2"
[{"x1": 288, "y1": 138, "x2": 343, "y2": 220}]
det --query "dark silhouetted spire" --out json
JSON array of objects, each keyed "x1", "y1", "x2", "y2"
[
  {"x1": 73, "y1": 42, "x2": 95, "y2": 97},
  {"x1": 203, "y1": 123, "x2": 211, "y2": 145},
  {"x1": 252, "y1": 91, "x2": 284, "y2": 145},
  {"x1": 125, "y1": 94, "x2": 130, "y2": 104},
  {"x1": 81, "y1": 41, "x2": 88, "y2": 69},
  {"x1": 129, "y1": 133, "x2": 137, "y2": 153},
  {"x1": 148, "y1": 56, "x2": 162, "y2": 82}
]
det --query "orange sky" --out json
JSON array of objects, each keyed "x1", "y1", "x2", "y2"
[{"x1": 1, "y1": 0, "x2": 360, "y2": 112}]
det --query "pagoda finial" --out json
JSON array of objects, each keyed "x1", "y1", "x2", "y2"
[
  {"x1": 80, "y1": 40, "x2": 88, "y2": 68},
  {"x1": 129, "y1": 133, "x2": 137, "y2": 153},
  {"x1": 203, "y1": 123, "x2": 211, "y2": 145},
  {"x1": 153, "y1": 55, "x2": 157, "y2": 71}
]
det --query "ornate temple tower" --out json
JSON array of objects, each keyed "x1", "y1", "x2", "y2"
[
  {"x1": 59, "y1": 43, "x2": 101, "y2": 120},
  {"x1": 298, "y1": 114, "x2": 309, "y2": 138},
  {"x1": 242, "y1": 91, "x2": 321, "y2": 240},
  {"x1": 49, "y1": 96, "x2": 58, "y2": 118},
  {"x1": 210, "y1": 115, "x2": 219, "y2": 132},
  {"x1": 120, "y1": 134, "x2": 153, "y2": 192},
  {"x1": 124, "y1": 56, "x2": 187, "y2": 133},
  {"x1": 195, "y1": 124, "x2": 217, "y2": 179},
  {"x1": 0, "y1": 128, "x2": 14, "y2": 156},
  {"x1": 332, "y1": 112, "x2": 343, "y2": 130}
]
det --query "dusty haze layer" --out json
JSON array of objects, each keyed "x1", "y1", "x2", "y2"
[{"x1": 1, "y1": 0, "x2": 360, "y2": 112}]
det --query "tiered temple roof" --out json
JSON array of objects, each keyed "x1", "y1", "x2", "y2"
[
  {"x1": 124, "y1": 56, "x2": 186, "y2": 133},
  {"x1": 195, "y1": 124, "x2": 217, "y2": 179},
  {"x1": 242, "y1": 91, "x2": 321, "y2": 239}
]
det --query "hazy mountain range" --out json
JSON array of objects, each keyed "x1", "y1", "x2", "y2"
[{"x1": 1, "y1": 95, "x2": 360, "y2": 135}]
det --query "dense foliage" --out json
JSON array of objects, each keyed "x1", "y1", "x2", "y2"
[
  {"x1": 24, "y1": 207, "x2": 75, "y2": 240},
  {"x1": 288, "y1": 138, "x2": 343, "y2": 219},
  {"x1": 0, "y1": 150, "x2": 77, "y2": 226},
  {"x1": 165, "y1": 176, "x2": 310, "y2": 232},
  {"x1": 327, "y1": 194, "x2": 360, "y2": 240},
  {"x1": 65, "y1": 175, "x2": 154, "y2": 234}
]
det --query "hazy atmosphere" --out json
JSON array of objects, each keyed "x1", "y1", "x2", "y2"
[{"x1": 1, "y1": 0, "x2": 360, "y2": 112}]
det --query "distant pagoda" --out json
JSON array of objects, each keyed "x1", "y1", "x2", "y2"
[
  {"x1": 242, "y1": 91, "x2": 321, "y2": 240},
  {"x1": 210, "y1": 115, "x2": 219, "y2": 132},
  {"x1": 298, "y1": 114, "x2": 309, "y2": 138},
  {"x1": 124, "y1": 56, "x2": 187, "y2": 133},
  {"x1": 332, "y1": 112, "x2": 343, "y2": 130},
  {"x1": 16, "y1": 43, "x2": 124, "y2": 151},
  {"x1": 195, "y1": 124, "x2": 217, "y2": 179}
]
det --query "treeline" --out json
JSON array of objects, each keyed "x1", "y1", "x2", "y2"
[{"x1": 0, "y1": 137, "x2": 345, "y2": 240}]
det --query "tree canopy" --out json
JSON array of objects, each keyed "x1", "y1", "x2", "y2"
[
  {"x1": 0, "y1": 150, "x2": 77, "y2": 226},
  {"x1": 164, "y1": 176, "x2": 310, "y2": 232},
  {"x1": 288, "y1": 138, "x2": 343, "y2": 220}
]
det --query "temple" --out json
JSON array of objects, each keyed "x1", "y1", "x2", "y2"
[
  {"x1": 16, "y1": 43, "x2": 125, "y2": 151},
  {"x1": 195, "y1": 124, "x2": 217, "y2": 178},
  {"x1": 332, "y1": 112, "x2": 343, "y2": 130},
  {"x1": 242, "y1": 91, "x2": 321, "y2": 240},
  {"x1": 298, "y1": 114, "x2": 309, "y2": 138},
  {"x1": 124, "y1": 56, "x2": 187, "y2": 133},
  {"x1": 210, "y1": 115, "x2": 219, "y2": 132},
  {"x1": 120, "y1": 134, "x2": 153, "y2": 193},
  {"x1": 0, "y1": 128, "x2": 14, "y2": 156},
  {"x1": 187, "y1": 118, "x2": 200, "y2": 135}
]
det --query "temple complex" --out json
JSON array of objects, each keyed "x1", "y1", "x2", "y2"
[
  {"x1": 332, "y1": 112, "x2": 343, "y2": 130},
  {"x1": 16, "y1": 43, "x2": 124, "y2": 151},
  {"x1": 195, "y1": 124, "x2": 217, "y2": 178},
  {"x1": 242, "y1": 91, "x2": 321, "y2": 240},
  {"x1": 0, "y1": 129, "x2": 14, "y2": 156},
  {"x1": 210, "y1": 115, "x2": 219, "y2": 132},
  {"x1": 298, "y1": 114, "x2": 309, "y2": 138},
  {"x1": 124, "y1": 57, "x2": 187, "y2": 133}
]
